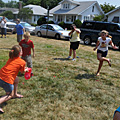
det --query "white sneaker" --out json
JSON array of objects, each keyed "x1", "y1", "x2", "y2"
[
  {"x1": 72, "y1": 58, "x2": 76, "y2": 61},
  {"x1": 67, "y1": 56, "x2": 72, "y2": 59}
]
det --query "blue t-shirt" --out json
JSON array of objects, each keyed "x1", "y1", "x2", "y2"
[
  {"x1": 15, "y1": 24, "x2": 24, "y2": 35},
  {"x1": 113, "y1": 106, "x2": 120, "y2": 117}
]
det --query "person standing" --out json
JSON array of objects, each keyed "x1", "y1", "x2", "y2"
[
  {"x1": 0, "y1": 16, "x2": 7, "y2": 38},
  {"x1": 12, "y1": 19, "x2": 25, "y2": 42},
  {"x1": 19, "y1": 32, "x2": 35, "y2": 76},
  {"x1": 68, "y1": 24, "x2": 81, "y2": 61}
]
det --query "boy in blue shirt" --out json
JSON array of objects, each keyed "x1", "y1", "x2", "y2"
[{"x1": 12, "y1": 19, "x2": 25, "y2": 42}]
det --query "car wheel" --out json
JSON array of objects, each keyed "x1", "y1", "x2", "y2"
[
  {"x1": 37, "y1": 31, "x2": 42, "y2": 37},
  {"x1": 83, "y1": 36, "x2": 91, "y2": 45},
  {"x1": 118, "y1": 43, "x2": 120, "y2": 51},
  {"x1": 55, "y1": 34, "x2": 60, "y2": 40}
]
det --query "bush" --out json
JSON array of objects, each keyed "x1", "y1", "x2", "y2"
[
  {"x1": 48, "y1": 21, "x2": 54, "y2": 24},
  {"x1": 73, "y1": 19, "x2": 82, "y2": 28},
  {"x1": 37, "y1": 17, "x2": 47, "y2": 25},
  {"x1": 0, "y1": 11, "x2": 13, "y2": 19},
  {"x1": 93, "y1": 15, "x2": 104, "y2": 21},
  {"x1": 31, "y1": 23, "x2": 37, "y2": 27},
  {"x1": 58, "y1": 21, "x2": 65, "y2": 28}
]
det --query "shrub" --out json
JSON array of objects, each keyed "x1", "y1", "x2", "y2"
[
  {"x1": 58, "y1": 21, "x2": 65, "y2": 28},
  {"x1": 73, "y1": 19, "x2": 82, "y2": 28},
  {"x1": 37, "y1": 17, "x2": 47, "y2": 25},
  {"x1": 48, "y1": 21, "x2": 54, "y2": 24}
]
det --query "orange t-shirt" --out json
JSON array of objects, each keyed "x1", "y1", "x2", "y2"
[{"x1": 0, "y1": 57, "x2": 26, "y2": 84}]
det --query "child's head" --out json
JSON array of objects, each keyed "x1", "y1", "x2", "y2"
[
  {"x1": 16, "y1": 19, "x2": 20, "y2": 24},
  {"x1": 24, "y1": 32, "x2": 30, "y2": 41},
  {"x1": 99, "y1": 30, "x2": 112, "y2": 39},
  {"x1": 9, "y1": 45, "x2": 22, "y2": 59}
]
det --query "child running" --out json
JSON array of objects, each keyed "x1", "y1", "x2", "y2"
[
  {"x1": 19, "y1": 32, "x2": 35, "y2": 76},
  {"x1": 93, "y1": 30, "x2": 118, "y2": 76},
  {"x1": 0, "y1": 45, "x2": 27, "y2": 113}
]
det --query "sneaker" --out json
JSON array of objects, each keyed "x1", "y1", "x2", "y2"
[
  {"x1": 72, "y1": 58, "x2": 76, "y2": 61},
  {"x1": 5, "y1": 36, "x2": 6, "y2": 38},
  {"x1": 31, "y1": 73, "x2": 34, "y2": 77},
  {"x1": 1, "y1": 36, "x2": 3, "y2": 38},
  {"x1": 67, "y1": 56, "x2": 72, "y2": 59}
]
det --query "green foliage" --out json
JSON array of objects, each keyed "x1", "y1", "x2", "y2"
[
  {"x1": 0, "y1": 11, "x2": 14, "y2": 19},
  {"x1": 31, "y1": 23, "x2": 37, "y2": 26},
  {"x1": 37, "y1": 16, "x2": 47, "y2": 25},
  {"x1": 18, "y1": 8, "x2": 33, "y2": 21},
  {"x1": 5, "y1": 1, "x2": 19, "y2": 8},
  {"x1": 73, "y1": 19, "x2": 82, "y2": 28},
  {"x1": 58, "y1": 21, "x2": 65, "y2": 28},
  {"x1": 100, "y1": 2, "x2": 116, "y2": 13},
  {"x1": 48, "y1": 20, "x2": 54, "y2": 24},
  {"x1": 0, "y1": 0, "x2": 5, "y2": 7},
  {"x1": 93, "y1": 15, "x2": 104, "y2": 21}
]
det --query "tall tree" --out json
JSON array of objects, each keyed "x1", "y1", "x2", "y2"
[
  {"x1": 0, "y1": 0, "x2": 5, "y2": 7},
  {"x1": 100, "y1": 2, "x2": 116, "y2": 13},
  {"x1": 18, "y1": 8, "x2": 33, "y2": 22}
]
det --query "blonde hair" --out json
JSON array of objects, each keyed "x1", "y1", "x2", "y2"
[
  {"x1": 9, "y1": 45, "x2": 21, "y2": 59},
  {"x1": 24, "y1": 32, "x2": 30, "y2": 38},
  {"x1": 99, "y1": 30, "x2": 112, "y2": 38}
]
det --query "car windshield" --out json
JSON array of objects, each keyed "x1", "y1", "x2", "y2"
[
  {"x1": 0, "y1": 16, "x2": 10, "y2": 22},
  {"x1": 117, "y1": 24, "x2": 120, "y2": 30},
  {"x1": 21, "y1": 23, "x2": 31, "y2": 27},
  {"x1": 53, "y1": 25, "x2": 64, "y2": 31}
]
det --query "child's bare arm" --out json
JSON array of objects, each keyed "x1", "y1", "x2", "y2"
[
  {"x1": 109, "y1": 40, "x2": 118, "y2": 49},
  {"x1": 93, "y1": 40, "x2": 100, "y2": 51},
  {"x1": 32, "y1": 48, "x2": 35, "y2": 58}
]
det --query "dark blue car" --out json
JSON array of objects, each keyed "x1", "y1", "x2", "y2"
[{"x1": 80, "y1": 21, "x2": 120, "y2": 49}]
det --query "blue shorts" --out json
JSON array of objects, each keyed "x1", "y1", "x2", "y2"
[
  {"x1": 0, "y1": 79, "x2": 14, "y2": 93},
  {"x1": 1, "y1": 28, "x2": 6, "y2": 35},
  {"x1": 97, "y1": 50, "x2": 108, "y2": 57}
]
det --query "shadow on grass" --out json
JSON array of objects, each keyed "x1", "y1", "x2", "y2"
[
  {"x1": 53, "y1": 58, "x2": 70, "y2": 61},
  {"x1": 75, "y1": 73, "x2": 96, "y2": 80},
  {"x1": 0, "y1": 48, "x2": 11, "y2": 50}
]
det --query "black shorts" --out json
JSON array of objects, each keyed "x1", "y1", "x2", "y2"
[
  {"x1": 70, "y1": 41, "x2": 80, "y2": 50},
  {"x1": 97, "y1": 49, "x2": 108, "y2": 57}
]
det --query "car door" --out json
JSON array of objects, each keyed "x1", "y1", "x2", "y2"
[
  {"x1": 40, "y1": 25, "x2": 47, "y2": 36},
  {"x1": 47, "y1": 25, "x2": 56, "y2": 37}
]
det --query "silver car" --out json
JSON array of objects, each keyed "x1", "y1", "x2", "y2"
[
  {"x1": 35, "y1": 24, "x2": 70, "y2": 39},
  {"x1": 20, "y1": 22, "x2": 35, "y2": 34}
]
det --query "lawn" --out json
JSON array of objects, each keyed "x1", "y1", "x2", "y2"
[{"x1": 0, "y1": 34, "x2": 120, "y2": 120}]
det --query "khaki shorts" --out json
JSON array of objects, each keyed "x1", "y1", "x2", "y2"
[
  {"x1": 22, "y1": 55, "x2": 32, "y2": 68},
  {"x1": 17, "y1": 34, "x2": 23, "y2": 43}
]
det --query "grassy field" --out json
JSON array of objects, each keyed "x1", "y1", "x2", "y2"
[{"x1": 0, "y1": 34, "x2": 120, "y2": 120}]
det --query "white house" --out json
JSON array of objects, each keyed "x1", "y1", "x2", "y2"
[
  {"x1": 105, "y1": 6, "x2": 120, "y2": 23},
  {"x1": 13, "y1": 4, "x2": 47, "y2": 24},
  {"x1": 49, "y1": 0, "x2": 104, "y2": 24}
]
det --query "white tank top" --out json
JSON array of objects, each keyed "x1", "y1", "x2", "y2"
[{"x1": 1, "y1": 20, "x2": 6, "y2": 28}]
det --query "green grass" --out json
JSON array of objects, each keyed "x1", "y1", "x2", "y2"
[{"x1": 0, "y1": 34, "x2": 120, "y2": 120}]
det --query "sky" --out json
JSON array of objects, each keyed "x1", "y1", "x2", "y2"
[{"x1": 3, "y1": 0, "x2": 120, "y2": 7}]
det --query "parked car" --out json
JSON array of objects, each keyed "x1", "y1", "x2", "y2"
[
  {"x1": 80, "y1": 21, "x2": 120, "y2": 49},
  {"x1": 0, "y1": 16, "x2": 16, "y2": 33},
  {"x1": 20, "y1": 22, "x2": 35, "y2": 34},
  {"x1": 35, "y1": 24, "x2": 70, "y2": 40}
]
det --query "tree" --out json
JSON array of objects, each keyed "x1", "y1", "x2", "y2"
[
  {"x1": 0, "y1": 0, "x2": 5, "y2": 7},
  {"x1": 73, "y1": 19, "x2": 82, "y2": 28},
  {"x1": 100, "y1": 2, "x2": 116, "y2": 13},
  {"x1": 0, "y1": 11, "x2": 14, "y2": 19},
  {"x1": 93, "y1": 15, "x2": 104, "y2": 21},
  {"x1": 18, "y1": 8, "x2": 33, "y2": 22},
  {"x1": 5, "y1": 1, "x2": 18, "y2": 8},
  {"x1": 37, "y1": 17, "x2": 46, "y2": 25}
]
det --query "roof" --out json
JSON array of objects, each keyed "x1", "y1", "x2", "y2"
[
  {"x1": 59, "y1": 0, "x2": 80, "y2": 5},
  {"x1": 0, "y1": 7, "x2": 18, "y2": 14},
  {"x1": 105, "y1": 6, "x2": 120, "y2": 16},
  {"x1": 13, "y1": 4, "x2": 47, "y2": 15},
  {"x1": 23, "y1": 4, "x2": 47, "y2": 15},
  {"x1": 50, "y1": 1, "x2": 103, "y2": 15}
]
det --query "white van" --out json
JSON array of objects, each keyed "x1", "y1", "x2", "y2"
[{"x1": 0, "y1": 16, "x2": 16, "y2": 33}]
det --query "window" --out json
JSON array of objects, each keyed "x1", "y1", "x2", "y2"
[
  {"x1": 63, "y1": 3, "x2": 70, "y2": 9},
  {"x1": 94, "y1": 23, "x2": 108, "y2": 31},
  {"x1": 92, "y1": 6, "x2": 94, "y2": 12},
  {"x1": 41, "y1": 25, "x2": 47, "y2": 29},
  {"x1": 84, "y1": 16, "x2": 90, "y2": 21},
  {"x1": 58, "y1": 15, "x2": 63, "y2": 22},
  {"x1": 82, "y1": 22, "x2": 95, "y2": 29}
]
